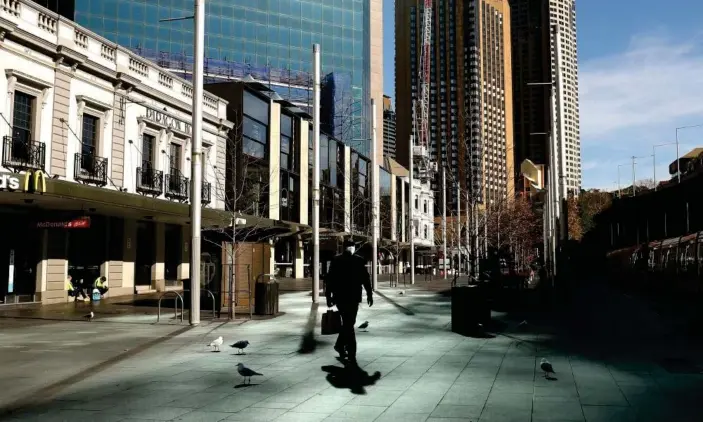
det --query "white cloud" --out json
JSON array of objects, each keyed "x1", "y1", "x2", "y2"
[
  {"x1": 581, "y1": 32, "x2": 703, "y2": 139},
  {"x1": 580, "y1": 31, "x2": 703, "y2": 188}
]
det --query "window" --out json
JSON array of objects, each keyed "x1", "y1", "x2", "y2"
[
  {"x1": 424, "y1": 225, "x2": 428, "y2": 239},
  {"x1": 242, "y1": 91, "x2": 269, "y2": 160},
  {"x1": 81, "y1": 114, "x2": 99, "y2": 157},
  {"x1": 12, "y1": 91, "x2": 34, "y2": 145},
  {"x1": 169, "y1": 143, "x2": 181, "y2": 174},
  {"x1": 424, "y1": 200, "x2": 428, "y2": 214},
  {"x1": 142, "y1": 133, "x2": 155, "y2": 168},
  {"x1": 415, "y1": 196, "x2": 419, "y2": 209}
]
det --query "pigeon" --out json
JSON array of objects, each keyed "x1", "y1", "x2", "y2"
[
  {"x1": 358, "y1": 321, "x2": 369, "y2": 331},
  {"x1": 237, "y1": 363, "x2": 263, "y2": 384},
  {"x1": 540, "y1": 358, "x2": 555, "y2": 378},
  {"x1": 83, "y1": 311, "x2": 94, "y2": 322},
  {"x1": 398, "y1": 290, "x2": 405, "y2": 295},
  {"x1": 230, "y1": 340, "x2": 250, "y2": 354},
  {"x1": 209, "y1": 336, "x2": 223, "y2": 352}
]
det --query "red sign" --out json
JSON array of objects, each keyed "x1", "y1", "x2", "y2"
[{"x1": 37, "y1": 216, "x2": 91, "y2": 229}]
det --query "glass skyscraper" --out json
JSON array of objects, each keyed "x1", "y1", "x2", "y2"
[{"x1": 70, "y1": 0, "x2": 372, "y2": 151}]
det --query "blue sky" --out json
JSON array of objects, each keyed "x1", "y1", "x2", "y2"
[{"x1": 382, "y1": 0, "x2": 703, "y2": 189}]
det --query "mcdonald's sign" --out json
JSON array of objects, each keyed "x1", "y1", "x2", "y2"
[{"x1": 23, "y1": 170, "x2": 46, "y2": 194}]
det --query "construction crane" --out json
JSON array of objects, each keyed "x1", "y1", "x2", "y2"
[{"x1": 412, "y1": 0, "x2": 434, "y2": 179}]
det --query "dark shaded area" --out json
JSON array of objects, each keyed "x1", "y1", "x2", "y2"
[
  {"x1": 321, "y1": 365, "x2": 381, "y2": 395},
  {"x1": 375, "y1": 291, "x2": 415, "y2": 315},
  {"x1": 298, "y1": 302, "x2": 321, "y2": 354}
]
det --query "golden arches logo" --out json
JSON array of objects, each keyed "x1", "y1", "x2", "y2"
[{"x1": 23, "y1": 170, "x2": 46, "y2": 193}]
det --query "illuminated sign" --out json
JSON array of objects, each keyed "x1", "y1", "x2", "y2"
[
  {"x1": 144, "y1": 108, "x2": 192, "y2": 134},
  {"x1": 23, "y1": 170, "x2": 46, "y2": 193},
  {"x1": 0, "y1": 173, "x2": 20, "y2": 190},
  {"x1": 37, "y1": 216, "x2": 91, "y2": 229}
]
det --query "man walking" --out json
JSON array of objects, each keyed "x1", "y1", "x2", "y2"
[{"x1": 325, "y1": 239, "x2": 373, "y2": 366}]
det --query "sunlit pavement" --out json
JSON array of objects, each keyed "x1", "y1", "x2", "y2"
[{"x1": 2, "y1": 280, "x2": 703, "y2": 422}]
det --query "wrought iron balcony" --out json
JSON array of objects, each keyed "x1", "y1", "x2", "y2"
[
  {"x1": 201, "y1": 181, "x2": 211, "y2": 205},
  {"x1": 165, "y1": 170, "x2": 189, "y2": 201},
  {"x1": 2, "y1": 136, "x2": 45, "y2": 172},
  {"x1": 136, "y1": 166, "x2": 163, "y2": 196},
  {"x1": 74, "y1": 153, "x2": 108, "y2": 186}
]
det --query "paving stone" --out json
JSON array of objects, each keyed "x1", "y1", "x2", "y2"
[
  {"x1": 582, "y1": 405, "x2": 636, "y2": 422},
  {"x1": 430, "y1": 404, "x2": 482, "y2": 418},
  {"x1": 224, "y1": 408, "x2": 287, "y2": 421},
  {"x1": 174, "y1": 410, "x2": 233, "y2": 422},
  {"x1": 374, "y1": 411, "x2": 431, "y2": 422},
  {"x1": 478, "y1": 405, "x2": 531, "y2": 422}
]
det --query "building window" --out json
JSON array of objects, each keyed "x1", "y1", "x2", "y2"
[
  {"x1": 81, "y1": 114, "x2": 98, "y2": 157},
  {"x1": 424, "y1": 225, "x2": 428, "y2": 239},
  {"x1": 424, "y1": 200, "x2": 428, "y2": 214},
  {"x1": 142, "y1": 133, "x2": 155, "y2": 168},
  {"x1": 242, "y1": 91, "x2": 269, "y2": 160},
  {"x1": 169, "y1": 142, "x2": 181, "y2": 174},
  {"x1": 12, "y1": 91, "x2": 34, "y2": 145},
  {"x1": 415, "y1": 196, "x2": 419, "y2": 209}
]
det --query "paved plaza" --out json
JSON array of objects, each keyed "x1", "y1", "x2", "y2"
[{"x1": 1, "y1": 280, "x2": 703, "y2": 422}]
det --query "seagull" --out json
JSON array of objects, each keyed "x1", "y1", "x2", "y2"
[
  {"x1": 83, "y1": 311, "x2": 94, "y2": 322},
  {"x1": 230, "y1": 340, "x2": 250, "y2": 354},
  {"x1": 209, "y1": 336, "x2": 223, "y2": 352},
  {"x1": 540, "y1": 358, "x2": 555, "y2": 378},
  {"x1": 358, "y1": 321, "x2": 369, "y2": 331},
  {"x1": 237, "y1": 363, "x2": 263, "y2": 384}
]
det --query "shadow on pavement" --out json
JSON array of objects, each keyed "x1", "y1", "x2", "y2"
[{"x1": 321, "y1": 365, "x2": 381, "y2": 395}]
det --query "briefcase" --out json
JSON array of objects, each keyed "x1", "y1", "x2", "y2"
[{"x1": 321, "y1": 308, "x2": 341, "y2": 335}]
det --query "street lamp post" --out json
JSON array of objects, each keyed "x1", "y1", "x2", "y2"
[
  {"x1": 312, "y1": 44, "x2": 321, "y2": 303},
  {"x1": 674, "y1": 124, "x2": 703, "y2": 183},
  {"x1": 652, "y1": 142, "x2": 677, "y2": 191},
  {"x1": 188, "y1": 0, "x2": 205, "y2": 325},
  {"x1": 617, "y1": 164, "x2": 628, "y2": 198}
]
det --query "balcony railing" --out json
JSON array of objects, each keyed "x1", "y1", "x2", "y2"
[
  {"x1": 2, "y1": 136, "x2": 45, "y2": 172},
  {"x1": 136, "y1": 166, "x2": 163, "y2": 196},
  {"x1": 202, "y1": 181, "x2": 211, "y2": 205},
  {"x1": 165, "y1": 170, "x2": 189, "y2": 201},
  {"x1": 74, "y1": 153, "x2": 108, "y2": 186}
]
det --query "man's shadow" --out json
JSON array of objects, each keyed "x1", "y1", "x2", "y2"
[{"x1": 321, "y1": 363, "x2": 381, "y2": 395}]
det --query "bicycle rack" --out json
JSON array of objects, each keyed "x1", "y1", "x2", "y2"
[
  {"x1": 180, "y1": 288, "x2": 218, "y2": 320},
  {"x1": 157, "y1": 291, "x2": 184, "y2": 323}
]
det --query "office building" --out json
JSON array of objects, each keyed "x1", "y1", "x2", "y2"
[
  {"x1": 549, "y1": 0, "x2": 581, "y2": 192},
  {"x1": 396, "y1": 0, "x2": 514, "y2": 210},
  {"x1": 34, "y1": 0, "x2": 384, "y2": 160},
  {"x1": 382, "y1": 95, "x2": 396, "y2": 160},
  {"x1": 511, "y1": 0, "x2": 581, "y2": 194},
  {"x1": 510, "y1": 0, "x2": 551, "y2": 170}
]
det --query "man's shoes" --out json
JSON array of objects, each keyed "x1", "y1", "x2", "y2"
[{"x1": 334, "y1": 344, "x2": 346, "y2": 359}]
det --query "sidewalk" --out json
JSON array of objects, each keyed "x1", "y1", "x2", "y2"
[{"x1": 2, "y1": 281, "x2": 703, "y2": 422}]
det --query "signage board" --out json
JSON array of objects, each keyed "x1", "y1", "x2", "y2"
[
  {"x1": 0, "y1": 171, "x2": 46, "y2": 193},
  {"x1": 144, "y1": 108, "x2": 192, "y2": 134},
  {"x1": 37, "y1": 216, "x2": 91, "y2": 229}
]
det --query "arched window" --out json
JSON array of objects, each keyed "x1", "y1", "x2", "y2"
[
  {"x1": 424, "y1": 200, "x2": 428, "y2": 214},
  {"x1": 414, "y1": 196, "x2": 419, "y2": 209}
]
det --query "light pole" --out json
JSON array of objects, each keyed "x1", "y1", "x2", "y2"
[
  {"x1": 188, "y1": 0, "x2": 205, "y2": 325},
  {"x1": 652, "y1": 142, "x2": 677, "y2": 190},
  {"x1": 617, "y1": 163, "x2": 628, "y2": 197},
  {"x1": 442, "y1": 166, "x2": 447, "y2": 280},
  {"x1": 312, "y1": 44, "x2": 321, "y2": 303},
  {"x1": 675, "y1": 124, "x2": 703, "y2": 183},
  {"x1": 371, "y1": 98, "x2": 378, "y2": 291},
  {"x1": 408, "y1": 135, "x2": 415, "y2": 285}
]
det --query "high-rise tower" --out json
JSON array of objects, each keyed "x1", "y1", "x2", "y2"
[
  {"x1": 396, "y1": 0, "x2": 514, "y2": 209},
  {"x1": 511, "y1": 0, "x2": 581, "y2": 193}
]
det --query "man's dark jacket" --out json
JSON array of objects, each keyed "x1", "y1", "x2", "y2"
[{"x1": 325, "y1": 252, "x2": 372, "y2": 305}]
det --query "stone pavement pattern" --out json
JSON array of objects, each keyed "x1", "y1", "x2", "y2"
[{"x1": 2, "y1": 280, "x2": 703, "y2": 422}]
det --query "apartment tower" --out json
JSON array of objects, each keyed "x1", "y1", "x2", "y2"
[
  {"x1": 511, "y1": 0, "x2": 581, "y2": 193},
  {"x1": 396, "y1": 0, "x2": 514, "y2": 209}
]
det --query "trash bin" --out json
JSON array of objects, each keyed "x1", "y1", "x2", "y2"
[
  {"x1": 255, "y1": 281, "x2": 279, "y2": 316},
  {"x1": 451, "y1": 284, "x2": 490, "y2": 336}
]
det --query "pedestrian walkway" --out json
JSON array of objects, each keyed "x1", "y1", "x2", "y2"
[{"x1": 2, "y1": 280, "x2": 703, "y2": 422}]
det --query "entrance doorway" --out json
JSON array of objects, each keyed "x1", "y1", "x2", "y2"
[
  {"x1": 0, "y1": 215, "x2": 40, "y2": 302},
  {"x1": 135, "y1": 221, "x2": 156, "y2": 287},
  {"x1": 67, "y1": 216, "x2": 105, "y2": 290},
  {"x1": 164, "y1": 224, "x2": 181, "y2": 282}
]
